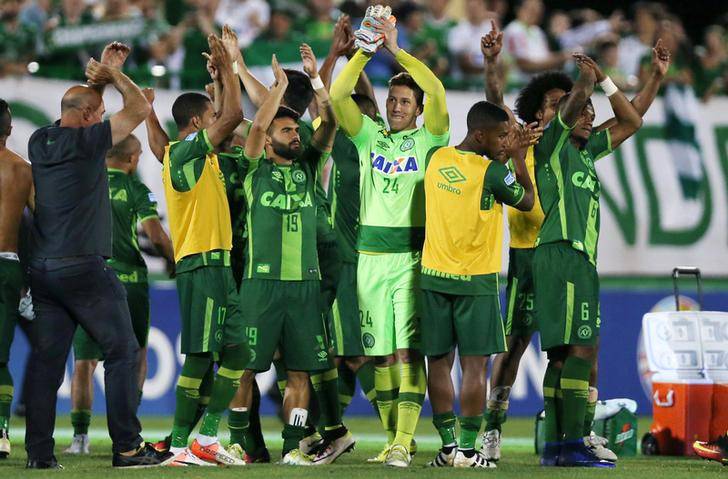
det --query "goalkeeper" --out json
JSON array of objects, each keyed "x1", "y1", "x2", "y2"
[{"x1": 330, "y1": 5, "x2": 449, "y2": 468}]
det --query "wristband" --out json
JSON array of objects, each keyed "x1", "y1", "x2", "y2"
[
  {"x1": 600, "y1": 77, "x2": 618, "y2": 97},
  {"x1": 310, "y1": 76, "x2": 325, "y2": 90},
  {"x1": 232, "y1": 61, "x2": 239, "y2": 75}
]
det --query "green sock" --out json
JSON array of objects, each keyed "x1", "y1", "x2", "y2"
[
  {"x1": 199, "y1": 346, "x2": 247, "y2": 438},
  {"x1": 355, "y1": 361, "x2": 379, "y2": 417},
  {"x1": 337, "y1": 364, "x2": 356, "y2": 413},
  {"x1": 560, "y1": 356, "x2": 592, "y2": 440},
  {"x1": 70, "y1": 409, "x2": 91, "y2": 436},
  {"x1": 392, "y1": 359, "x2": 426, "y2": 450},
  {"x1": 432, "y1": 411, "x2": 457, "y2": 447},
  {"x1": 274, "y1": 358, "x2": 287, "y2": 398},
  {"x1": 542, "y1": 362, "x2": 561, "y2": 444},
  {"x1": 458, "y1": 416, "x2": 483, "y2": 450},
  {"x1": 170, "y1": 354, "x2": 213, "y2": 448},
  {"x1": 228, "y1": 408, "x2": 249, "y2": 447},
  {"x1": 0, "y1": 366, "x2": 12, "y2": 430},
  {"x1": 374, "y1": 363, "x2": 400, "y2": 443},
  {"x1": 282, "y1": 423, "x2": 306, "y2": 456},
  {"x1": 311, "y1": 368, "x2": 344, "y2": 439},
  {"x1": 247, "y1": 381, "x2": 266, "y2": 452},
  {"x1": 190, "y1": 366, "x2": 214, "y2": 435},
  {"x1": 584, "y1": 387, "x2": 598, "y2": 435},
  {"x1": 485, "y1": 386, "x2": 510, "y2": 432}
]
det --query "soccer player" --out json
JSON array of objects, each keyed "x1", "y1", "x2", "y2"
[
  {"x1": 65, "y1": 134, "x2": 174, "y2": 454},
  {"x1": 235, "y1": 47, "x2": 338, "y2": 465},
  {"x1": 161, "y1": 34, "x2": 250, "y2": 467},
  {"x1": 480, "y1": 25, "x2": 671, "y2": 463},
  {"x1": 0, "y1": 99, "x2": 33, "y2": 460},
  {"x1": 423, "y1": 102, "x2": 536, "y2": 469},
  {"x1": 330, "y1": 13, "x2": 450, "y2": 467},
  {"x1": 533, "y1": 54, "x2": 643, "y2": 468}
]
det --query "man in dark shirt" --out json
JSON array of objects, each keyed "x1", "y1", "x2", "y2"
[{"x1": 24, "y1": 45, "x2": 164, "y2": 469}]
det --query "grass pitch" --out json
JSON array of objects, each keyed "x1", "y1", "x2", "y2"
[{"x1": 3, "y1": 416, "x2": 722, "y2": 478}]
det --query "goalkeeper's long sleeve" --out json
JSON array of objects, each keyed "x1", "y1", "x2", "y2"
[
  {"x1": 394, "y1": 49, "x2": 449, "y2": 136},
  {"x1": 330, "y1": 50, "x2": 371, "y2": 138}
]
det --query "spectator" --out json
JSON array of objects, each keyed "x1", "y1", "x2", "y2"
[
  {"x1": 19, "y1": 0, "x2": 51, "y2": 37},
  {"x1": 300, "y1": 0, "x2": 336, "y2": 41},
  {"x1": 417, "y1": 0, "x2": 454, "y2": 78},
  {"x1": 503, "y1": 0, "x2": 569, "y2": 86},
  {"x1": 547, "y1": 9, "x2": 619, "y2": 52},
  {"x1": 166, "y1": 0, "x2": 218, "y2": 89},
  {"x1": 0, "y1": 0, "x2": 37, "y2": 77},
  {"x1": 37, "y1": 0, "x2": 95, "y2": 80},
  {"x1": 243, "y1": 7, "x2": 304, "y2": 66},
  {"x1": 597, "y1": 38, "x2": 633, "y2": 90},
  {"x1": 696, "y1": 25, "x2": 728, "y2": 102},
  {"x1": 214, "y1": 0, "x2": 269, "y2": 48},
  {"x1": 619, "y1": 2, "x2": 664, "y2": 84},
  {"x1": 448, "y1": 0, "x2": 496, "y2": 77},
  {"x1": 100, "y1": 0, "x2": 133, "y2": 21},
  {"x1": 127, "y1": 0, "x2": 171, "y2": 83}
]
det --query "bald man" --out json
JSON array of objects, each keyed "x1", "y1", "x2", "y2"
[{"x1": 24, "y1": 55, "x2": 163, "y2": 469}]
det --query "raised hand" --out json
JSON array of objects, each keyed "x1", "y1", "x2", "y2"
[
  {"x1": 100, "y1": 42, "x2": 130, "y2": 69},
  {"x1": 205, "y1": 82, "x2": 215, "y2": 102},
  {"x1": 85, "y1": 58, "x2": 115, "y2": 85},
  {"x1": 221, "y1": 24, "x2": 242, "y2": 63},
  {"x1": 373, "y1": 15, "x2": 399, "y2": 54},
  {"x1": 573, "y1": 53, "x2": 599, "y2": 83},
  {"x1": 271, "y1": 54, "x2": 288, "y2": 91},
  {"x1": 142, "y1": 87, "x2": 155, "y2": 104},
  {"x1": 651, "y1": 38, "x2": 671, "y2": 77},
  {"x1": 480, "y1": 20, "x2": 503, "y2": 61},
  {"x1": 300, "y1": 43, "x2": 319, "y2": 78},
  {"x1": 202, "y1": 52, "x2": 220, "y2": 81},
  {"x1": 331, "y1": 15, "x2": 355, "y2": 57},
  {"x1": 506, "y1": 121, "x2": 543, "y2": 154},
  {"x1": 207, "y1": 34, "x2": 232, "y2": 70}
]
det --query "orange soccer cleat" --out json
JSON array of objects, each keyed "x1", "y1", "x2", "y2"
[{"x1": 693, "y1": 434, "x2": 728, "y2": 465}]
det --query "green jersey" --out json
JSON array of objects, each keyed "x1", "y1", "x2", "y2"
[
  {"x1": 534, "y1": 113, "x2": 613, "y2": 264},
  {"x1": 298, "y1": 121, "x2": 337, "y2": 245},
  {"x1": 106, "y1": 168, "x2": 159, "y2": 282},
  {"x1": 242, "y1": 146, "x2": 327, "y2": 281},
  {"x1": 350, "y1": 115, "x2": 450, "y2": 253},
  {"x1": 218, "y1": 146, "x2": 248, "y2": 284},
  {"x1": 328, "y1": 130, "x2": 360, "y2": 264}
]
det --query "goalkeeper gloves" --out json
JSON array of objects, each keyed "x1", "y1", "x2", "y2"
[{"x1": 354, "y1": 5, "x2": 396, "y2": 54}]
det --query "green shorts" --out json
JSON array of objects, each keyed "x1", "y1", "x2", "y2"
[
  {"x1": 329, "y1": 261, "x2": 364, "y2": 357},
  {"x1": 421, "y1": 289, "x2": 506, "y2": 357},
  {"x1": 73, "y1": 281, "x2": 151, "y2": 360},
  {"x1": 357, "y1": 252, "x2": 421, "y2": 356},
  {"x1": 533, "y1": 242, "x2": 600, "y2": 351},
  {"x1": 318, "y1": 240, "x2": 342, "y2": 314},
  {"x1": 176, "y1": 265, "x2": 246, "y2": 354},
  {"x1": 0, "y1": 258, "x2": 23, "y2": 364},
  {"x1": 504, "y1": 248, "x2": 537, "y2": 337},
  {"x1": 241, "y1": 279, "x2": 330, "y2": 372}
]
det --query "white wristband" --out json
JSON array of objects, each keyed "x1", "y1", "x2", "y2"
[
  {"x1": 310, "y1": 76, "x2": 325, "y2": 90},
  {"x1": 232, "y1": 61, "x2": 239, "y2": 75},
  {"x1": 600, "y1": 77, "x2": 618, "y2": 97}
]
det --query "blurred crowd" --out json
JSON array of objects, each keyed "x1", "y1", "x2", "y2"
[{"x1": 1, "y1": 0, "x2": 727, "y2": 99}]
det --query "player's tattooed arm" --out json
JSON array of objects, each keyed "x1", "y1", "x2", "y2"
[
  {"x1": 505, "y1": 122, "x2": 540, "y2": 211},
  {"x1": 222, "y1": 24, "x2": 269, "y2": 108},
  {"x1": 375, "y1": 19, "x2": 448, "y2": 135},
  {"x1": 245, "y1": 55, "x2": 288, "y2": 160},
  {"x1": 580, "y1": 56, "x2": 642, "y2": 149},
  {"x1": 85, "y1": 56, "x2": 151, "y2": 146},
  {"x1": 302, "y1": 43, "x2": 337, "y2": 155},
  {"x1": 142, "y1": 88, "x2": 169, "y2": 163},
  {"x1": 596, "y1": 39, "x2": 670, "y2": 132},
  {"x1": 559, "y1": 54, "x2": 596, "y2": 128},
  {"x1": 205, "y1": 34, "x2": 244, "y2": 147},
  {"x1": 481, "y1": 20, "x2": 506, "y2": 109}
]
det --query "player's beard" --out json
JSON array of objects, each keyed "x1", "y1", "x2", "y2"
[{"x1": 272, "y1": 139, "x2": 300, "y2": 160}]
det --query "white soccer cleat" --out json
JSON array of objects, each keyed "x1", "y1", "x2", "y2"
[
  {"x1": 384, "y1": 444, "x2": 411, "y2": 468},
  {"x1": 64, "y1": 433, "x2": 90, "y2": 454},
  {"x1": 367, "y1": 443, "x2": 391, "y2": 463},
  {"x1": 312, "y1": 432, "x2": 356, "y2": 465},
  {"x1": 586, "y1": 432, "x2": 618, "y2": 462},
  {"x1": 427, "y1": 446, "x2": 456, "y2": 467},
  {"x1": 299, "y1": 431, "x2": 322, "y2": 454},
  {"x1": 162, "y1": 448, "x2": 216, "y2": 467},
  {"x1": 453, "y1": 450, "x2": 497, "y2": 468},
  {"x1": 281, "y1": 448, "x2": 314, "y2": 466},
  {"x1": 481, "y1": 429, "x2": 501, "y2": 462},
  {"x1": 0, "y1": 429, "x2": 10, "y2": 458},
  {"x1": 225, "y1": 443, "x2": 244, "y2": 462}
]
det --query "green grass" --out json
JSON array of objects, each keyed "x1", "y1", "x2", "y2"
[{"x1": 3, "y1": 416, "x2": 723, "y2": 477}]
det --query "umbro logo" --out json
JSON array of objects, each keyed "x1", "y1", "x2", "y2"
[{"x1": 438, "y1": 166, "x2": 466, "y2": 184}]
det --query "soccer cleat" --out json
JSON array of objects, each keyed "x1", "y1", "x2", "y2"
[
  {"x1": 481, "y1": 429, "x2": 501, "y2": 462},
  {"x1": 151, "y1": 436, "x2": 171, "y2": 454},
  {"x1": 587, "y1": 432, "x2": 617, "y2": 462},
  {"x1": 112, "y1": 443, "x2": 167, "y2": 468},
  {"x1": 367, "y1": 443, "x2": 391, "y2": 463},
  {"x1": 190, "y1": 439, "x2": 245, "y2": 466},
  {"x1": 226, "y1": 443, "x2": 244, "y2": 462},
  {"x1": 557, "y1": 438, "x2": 616, "y2": 468},
  {"x1": 384, "y1": 443, "x2": 411, "y2": 468},
  {"x1": 281, "y1": 448, "x2": 314, "y2": 466},
  {"x1": 453, "y1": 449, "x2": 496, "y2": 468},
  {"x1": 162, "y1": 448, "x2": 216, "y2": 467},
  {"x1": 299, "y1": 431, "x2": 322, "y2": 454},
  {"x1": 312, "y1": 431, "x2": 356, "y2": 465},
  {"x1": 0, "y1": 428, "x2": 10, "y2": 458},
  {"x1": 693, "y1": 434, "x2": 728, "y2": 465},
  {"x1": 540, "y1": 442, "x2": 561, "y2": 466},
  {"x1": 64, "y1": 433, "x2": 90, "y2": 454},
  {"x1": 427, "y1": 445, "x2": 456, "y2": 467}
]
